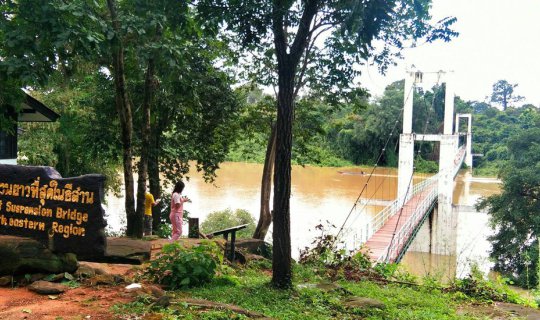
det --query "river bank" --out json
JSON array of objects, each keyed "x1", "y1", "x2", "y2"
[{"x1": 1, "y1": 238, "x2": 538, "y2": 320}]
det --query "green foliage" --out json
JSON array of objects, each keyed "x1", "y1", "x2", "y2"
[
  {"x1": 16, "y1": 74, "x2": 123, "y2": 193},
  {"x1": 490, "y1": 80, "x2": 524, "y2": 111},
  {"x1": 298, "y1": 224, "x2": 416, "y2": 284},
  {"x1": 17, "y1": 122, "x2": 59, "y2": 167},
  {"x1": 449, "y1": 265, "x2": 534, "y2": 306},
  {"x1": 155, "y1": 223, "x2": 172, "y2": 239},
  {"x1": 200, "y1": 209, "x2": 256, "y2": 238},
  {"x1": 414, "y1": 157, "x2": 438, "y2": 174},
  {"x1": 227, "y1": 90, "x2": 352, "y2": 167},
  {"x1": 299, "y1": 224, "x2": 348, "y2": 267},
  {"x1": 145, "y1": 241, "x2": 223, "y2": 290},
  {"x1": 471, "y1": 104, "x2": 540, "y2": 174},
  {"x1": 477, "y1": 127, "x2": 540, "y2": 288},
  {"x1": 116, "y1": 257, "x2": 537, "y2": 319}
]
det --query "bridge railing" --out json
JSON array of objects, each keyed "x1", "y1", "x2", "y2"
[
  {"x1": 350, "y1": 171, "x2": 439, "y2": 247},
  {"x1": 376, "y1": 176, "x2": 439, "y2": 263},
  {"x1": 452, "y1": 146, "x2": 466, "y2": 177}
]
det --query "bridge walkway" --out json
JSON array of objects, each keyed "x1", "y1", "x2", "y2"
[{"x1": 364, "y1": 185, "x2": 435, "y2": 262}]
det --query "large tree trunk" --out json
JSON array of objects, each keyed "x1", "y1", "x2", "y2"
[
  {"x1": 272, "y1": 62, "x2": 295, "y2": 289},
  {"x1": 253, "y1": 123, "x2": 276, "y2": 240},
  {"x1": 106, "y1": 0, "x2": 136, "y2": 237},
  {"x1": 270, "y1": 0, "x2": 319, "y2": 289},
  {"x1": 134, "y1": 58, "x2": 156, "y2": 238}
]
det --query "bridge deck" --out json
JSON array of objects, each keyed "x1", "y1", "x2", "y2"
[{"x1": 364, "y1": 187, "x2": 435, "y2": 262}]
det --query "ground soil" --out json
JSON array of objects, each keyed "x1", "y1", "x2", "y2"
[
  {"x1": 0, "y1": 238, "x2": 213, "y2": 320},
  {"x1": 0, "y1": 284, "x2": 131, "y2": 320}
]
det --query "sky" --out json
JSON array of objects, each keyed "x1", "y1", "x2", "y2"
[{"x1": 358, "y1": 0, "x2": 540, "y2": 105}]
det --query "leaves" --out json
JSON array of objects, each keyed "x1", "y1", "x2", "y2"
[
  {"x1": 478, "y1": 127, "x2": 540, "y2": 287},
  {"x1": 144, "y1": 241, "x2": 222, "y2": 290}
]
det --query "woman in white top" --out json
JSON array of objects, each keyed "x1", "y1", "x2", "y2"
[{"x1": 169, "y1": 181, "x2": 190, "y2": 241}]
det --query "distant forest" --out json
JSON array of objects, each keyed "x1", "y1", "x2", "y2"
[{"x1": 227, "y1": 79, "x2": 538, "y2": 177}]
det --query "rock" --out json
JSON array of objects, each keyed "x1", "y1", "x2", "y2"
[
  {"x1": 89, "y1": 274, "x2": 116, "y2": 286},
  {"x1": 29, "y1": 273, "x2": 46, "y2": 283},
  {"x1": 244, "y1": 254, "x2": 268, "y2": 262},
  {"x1": 342, "y1": 297, "x2": 385, "y2": 310},
  {"x1": 28, "y1": 281, "x2": 67, "y2": 295},
  {"x1": 44, "y1": 273, "x2": 66, "y2": 282},
  {"x1": 85, "y1": 237, "x2": 151, "y2": 265},
  {"x1": 88, "y1": 274, "x2": 123, "y2": 286},
  {"x1": 75, "y1": 264, "x2": 96, "y2": 279},
  {"x1": 125, "y1": 284, "x2": 166, "y2": 299},
  {"x1": 316, "y1": 282, "x2": 343, "y2": 292},
  {"x1": 146, "y1": 285, "x2": 166, "y2": 298},
  {"x1": 0, "y1": 236, "x2": 78, "y2": 276},
  {"x1": 154, "y1": 295, "x2": 171, "y2": 308},
  {"x1": 235, "y1": 239, "x2": 272, "y2": 258},
  {"x1": 0, "y1": 275, "x2": 12, "y2": 286}
]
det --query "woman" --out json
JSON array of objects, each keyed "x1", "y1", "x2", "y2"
[{"x1": 170, "y1": 181, "x2": 190, "y2": 241}]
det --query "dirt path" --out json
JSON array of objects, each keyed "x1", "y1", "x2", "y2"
[
  {"x1": 0, "y1": 285, "x2": 131, "y2": 320},
  {"x1": 0, "y1": 262, "x2": 137, "y2": 320}
]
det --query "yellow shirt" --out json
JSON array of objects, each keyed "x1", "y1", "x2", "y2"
[{"x1": 144, "y1": 193, "x2": 155, "y2": 216}]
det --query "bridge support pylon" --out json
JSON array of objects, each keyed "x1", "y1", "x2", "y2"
[{"x1": 397, "y1": 68, "x2": 417, "y2": 207}]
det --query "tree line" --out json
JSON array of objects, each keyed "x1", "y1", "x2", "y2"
[{"x1": 2, "y1": 0, "x2": 460, "y2": 288}]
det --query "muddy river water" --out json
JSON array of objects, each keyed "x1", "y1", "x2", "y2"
[{"x1": 105, "y1": 162, "x2": 500, "y2": 279}]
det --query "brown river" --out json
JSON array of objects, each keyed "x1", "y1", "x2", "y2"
[{"x1": 105, "y1": 162, "x2": 500, "y2": 280}]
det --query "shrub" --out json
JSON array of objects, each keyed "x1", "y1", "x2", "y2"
[
  {"x1": 145, "y1": 241, "x2": 223, "y2": 289},
  {"x1": 201, "y1": 208, "x2": 255, "y2": 238},
  {"x1": 155, "y1": 223, "x2": 172, "y2": 239},
  {"x1": 449, "y1": 264, "x2": 536, "y2": 306}
]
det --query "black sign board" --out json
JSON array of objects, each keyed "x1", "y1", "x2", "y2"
[{"x1": 0, "y1": 164, "x2": 107, "y2": 259}]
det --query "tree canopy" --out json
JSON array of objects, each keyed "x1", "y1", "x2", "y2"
[
  {"x1": 490, "y1": 80, "x2": 524, "y2": 111},
  {"x1": 478, "y1": 126, "x2": 540, "y2": 288}
]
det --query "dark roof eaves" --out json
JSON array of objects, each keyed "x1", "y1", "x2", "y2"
[{"x1": 24, "y1": 93, "x2": 60, "y2": 122}]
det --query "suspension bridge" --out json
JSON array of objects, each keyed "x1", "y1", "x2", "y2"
[{"x1": 341, "y1": 68, "x2": 474, "y2": 264}]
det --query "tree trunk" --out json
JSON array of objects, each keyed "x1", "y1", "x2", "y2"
[
  {"x1": 106, "y1": 0, "x2": 136, "y2": 237},
  {"x1": 253, "y1": 123, "x2": 276, "y2": 240},
  {"x1": 270, "y1": 0, "x2": 318, "y2": 289},
  {"x1": 272, "y1": 63, "x2": 295, "y2": 289},
  {"x1": 135, "y1": 58, "x2": 156, "y2": 238},
  {"x1": 149, "y1": 124, "x2": 162, "y2": 233}
]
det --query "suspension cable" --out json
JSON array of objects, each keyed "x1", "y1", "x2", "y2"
[{"x1": 335, "y1": 83, "x2": 414, "y2": 240}]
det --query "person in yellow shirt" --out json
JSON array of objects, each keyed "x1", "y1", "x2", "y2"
[{"x1": 144, "y1": 191, "x2": 160, "y2": 236}]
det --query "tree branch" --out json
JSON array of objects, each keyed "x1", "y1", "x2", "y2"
[
  {"x1": 289, "y1": 0, "x2": 319, "y2": 63},
  {"x1": 293, "y1": 25, "x2": 331, "y2": 98}
]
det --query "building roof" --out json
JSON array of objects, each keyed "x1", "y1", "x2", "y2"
[{"x1": 18, "y1": 93, "x2": 60, "y2": 122}]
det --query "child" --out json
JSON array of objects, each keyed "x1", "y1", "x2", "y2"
[
  {"x1": 144, "y1": 190, "x2": 160, "y2": 236},
  {"x1": 170, "y1": 181, "x2": 190, "y2": 241}
]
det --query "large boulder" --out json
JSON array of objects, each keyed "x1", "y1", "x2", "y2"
[{"x1": 0, "y1": 235, "x2": 78, "y2": 275}]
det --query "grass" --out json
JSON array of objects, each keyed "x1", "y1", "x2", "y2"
[
  {"x1": 111, "y1": 237, "x2": 538, "y2": 320},
  {"x1": 113, "y1": 263, "x2": 517, "y2": 320},
  {"x1": 181, "y1": 267, "x2": 480, "y2": 320}
]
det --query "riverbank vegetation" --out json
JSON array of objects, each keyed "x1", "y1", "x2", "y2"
[
  {"x1": 112, "y1": 238, "x2": 537, "y2": 319},
  {"x1": 478, "y1": 127, "x2": 540, "y2": 289}
]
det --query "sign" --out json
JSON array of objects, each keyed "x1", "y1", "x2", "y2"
[{"x1": 0, "y1": 164, "x2": 107, "y2": 259}]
